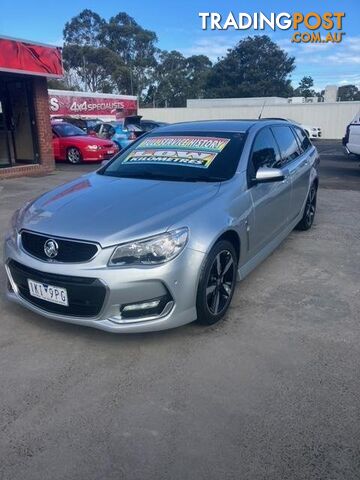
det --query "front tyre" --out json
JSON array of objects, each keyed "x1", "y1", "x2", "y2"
[
  {"x1": 295, "y1": 184, "x2": 317, "y2": 231},
  {"x1": 196, "y1": 240, "x2": 237, "y2": 326},
  {"x1": 67, "y1": 147, "x2": 82, "y2": 164}
]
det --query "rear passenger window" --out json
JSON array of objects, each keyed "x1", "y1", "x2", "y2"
[
  {"x1": 271, "y1": 126, "x2": 302, "y2": 164},
  {"x1": 251, "y1": 127, "x2": 281, "y2": 170},
  {"x1": 293, "y1": 126, "x2": 311, "y2": 152}
]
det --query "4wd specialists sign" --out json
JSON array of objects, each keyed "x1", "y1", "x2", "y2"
[{"x1": 48, "y1": 90, "x2": 138, "y2": 120}]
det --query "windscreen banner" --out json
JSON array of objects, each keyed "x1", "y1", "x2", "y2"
[
  {"x1": 0, "y1": 37, "x2": 63, "y2": 77},
  {"x1": 124, "y1": 136, "x2": 231, "y2": 168}
]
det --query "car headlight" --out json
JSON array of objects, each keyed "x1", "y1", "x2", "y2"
[
  {"x1": 109, "y1": 228, "x2": 189, "y2": 266},
  {"x1": 85, "y1": 145, "x2": 101, "y2": 151}
]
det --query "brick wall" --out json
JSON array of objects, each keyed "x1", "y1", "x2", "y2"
[{"x1": 0, "y1": 75, "x2": 55, "y2": 179}]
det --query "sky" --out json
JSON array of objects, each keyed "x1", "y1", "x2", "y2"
[{"x1": 1, "y1": 0, "x2": 359, "y2": 91}]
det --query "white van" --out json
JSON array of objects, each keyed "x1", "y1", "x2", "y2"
[{"x1": 343, "y1": 111, "x2": 360, "y2": 157}]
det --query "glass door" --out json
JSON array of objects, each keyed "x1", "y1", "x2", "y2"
[
  {"x1": 0, "y1": 86, "x2": 14, "y2": 167},
  {"x1": 6, "y1": 79, "x2": 39, "y2": 164}
]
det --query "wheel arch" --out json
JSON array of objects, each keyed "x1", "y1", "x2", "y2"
[
  {"x1": 67, "y1": 145, "x2": 82, "y2": 153},
  {"x1": 212, "y1": 229, "x2": 241, "y2": 264}
]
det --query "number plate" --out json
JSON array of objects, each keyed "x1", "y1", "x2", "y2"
[
  {"x1": 107, "y1": 149, "x2": 115, "y2": 154},
  {"x1": 28, "y1": 279, "x2": 68, "y2": 306}
]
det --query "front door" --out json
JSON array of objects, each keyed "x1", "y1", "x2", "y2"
[
  {"x1": 6, "y1": 79, "x2": 39, "y2": 164},
  {"x1": 248, "y1": 127, "x2": 292, "y2": 254},
  {"x1": 52, "y1": 136, "x2": 61, "y2": 160}
]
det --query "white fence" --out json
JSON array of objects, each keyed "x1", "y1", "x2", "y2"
[{"x1": 139, "y1": 102, "x2": 360, "y2": 139}]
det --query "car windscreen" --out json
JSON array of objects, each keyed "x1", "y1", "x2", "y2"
[
  {"x1": 100, "y1": 131, "x2": 245, "y2": 182},
  {"x1": 52, "y1": 123, "x2": 87, "y2": 137},
  {"x1": 87, "y1": 120, "x2": 100, "y2": 128}
]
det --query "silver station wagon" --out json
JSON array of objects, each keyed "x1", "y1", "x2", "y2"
[{"x1": 5, "y1": 120, "x2": 319, "y2": 333}]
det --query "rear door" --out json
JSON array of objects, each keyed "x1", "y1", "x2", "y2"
[
  {"x1": 248, "y1": 126, "x2": 292, "y2": 254},
  {"x1": 271, "y1": 125, "x2": 311, "y2": 222}
]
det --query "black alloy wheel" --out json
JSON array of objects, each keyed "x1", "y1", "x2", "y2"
[
  {"x1": 197, "y1": 240, "x2": 237, "y2": 325},
  {"x1": 296, "y1": 184, "x2": 317, "y2": 230}
]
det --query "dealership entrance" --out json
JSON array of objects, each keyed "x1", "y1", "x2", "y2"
[
  {"x1": 0, "y1": 36, "x2": 63, "y2": 178},
  {"x1": 0, "y1": 75, "x2": 39, "y2": 168}
]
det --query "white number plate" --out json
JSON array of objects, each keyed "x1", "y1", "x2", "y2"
[
  {"x1": 107, "y1": 149, "x2": 115, "y2": 154},
  {"x1": 28, "y1": 279, "x2": 68, "y2": 306}
]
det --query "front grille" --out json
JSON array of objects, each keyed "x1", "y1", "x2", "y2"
[
  {"x1": 21, "y1": 231, "x2": 98, "y2": 263},
  {"x1": 8, "y1": 260, "x2": 106, "y2": 317}
]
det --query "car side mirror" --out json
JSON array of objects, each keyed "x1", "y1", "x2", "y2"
[{"x1": 254, "y1": 167, "x2": 285, "y2": 183}]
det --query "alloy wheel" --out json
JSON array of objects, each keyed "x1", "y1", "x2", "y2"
[
  {"x1": 206, "y1": 249, "x2": 235, "y2": 315},
  {"x1": 305, "y1": 187, "x2": 316, "y2": 227},
  {"x1": 67, "y1": 148, "x2": 81, "y2": 164}
]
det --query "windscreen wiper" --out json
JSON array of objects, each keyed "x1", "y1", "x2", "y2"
[{"x1": 102, "y1": 171, "x2": 224, "y2": 182}]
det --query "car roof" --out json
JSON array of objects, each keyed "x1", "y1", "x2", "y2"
[
  {"x1": 154, "y1": 119, "x2": 290, "y2": 134},
  {"x1": 51, "y1": 121, "x2": 77, "y2": 127},
  {"x1": 141, "y1": 119, "x2": 167, "y2": 124}
]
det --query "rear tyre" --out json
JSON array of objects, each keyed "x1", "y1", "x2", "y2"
[
  {"x1": 196, "y1": 240, "x2": 237, "y2": 326},
  {"x1": 295, "y1": 184, "x2": 317, "y2": 231},
  {"x1": 67, "y1": 147, "x2": 82, "y2": 164}
]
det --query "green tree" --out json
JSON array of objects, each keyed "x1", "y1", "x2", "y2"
[
  {"x1": 63, "y1": 45, "x2": 123, "y2": 92},
  {"x1": 143, "y1": 52, "x2": 212, "y2": 107},
  {"x1": 185, "y1": 55, "x2": 212, "y2": 100},
  {"x1": 206, "y1": 36, "x2": 295, "y2": 98},
  {"x1": 63, "y1": 9, "x2": 105, "y2": 47},
  {"x1": 100, "y1": 12, "x2": 158, "y2": 96},
  {"x1": 294, "y1": 76, "x2": 316, "y2": 98},
  {"x1": 337, "y1": 85, "x2": 360, "y2": 101},
  {"x1": 47, "y1": 79, "x2": 75, "y2": 91},
  {"x1": 146, "y1": 50, "x2": 188, "y2": 107}
]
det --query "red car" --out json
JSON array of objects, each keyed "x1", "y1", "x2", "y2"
[{"x1": 52, "y1": 121, "x2": 119, "y2": 164}]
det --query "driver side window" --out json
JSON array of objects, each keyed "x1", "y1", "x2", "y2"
[{"x1": 251, "y1": 127, "x2": 281, "y2": 171}]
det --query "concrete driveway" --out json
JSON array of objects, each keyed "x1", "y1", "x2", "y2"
[{"x1": 0, "y1": 142, "x2": 359, "y2": 480}]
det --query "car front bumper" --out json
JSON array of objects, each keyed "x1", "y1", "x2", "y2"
[
  {"x1": 4, "y1": 232, "x2": 205, "y2": 333},
  {"x1": 82, "y1": 150, "x2": 118, "y2": 162}
]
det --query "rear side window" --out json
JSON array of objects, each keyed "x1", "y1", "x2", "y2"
[
  {"x1": 141, "y1": 122, "x2": 153, "y2": 132},
  {"x1": 271, "y1": 126, "x2": 302, "y2": 164},
  {"x1": 103, "y1": 124, "x2": 116, "y2": 137},
  {"x1": 250, "y1": 127, "x2": 281, "y2": 170},
  {"x1": 293, "y1": 126, "x2": 311, "y2": 152}
]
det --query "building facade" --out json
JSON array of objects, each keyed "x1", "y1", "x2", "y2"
[{"x1": 0, "y1": 36, "x2": 63, "y2": 179}]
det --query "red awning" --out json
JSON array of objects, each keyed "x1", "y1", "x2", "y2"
[{"x1": 0, "y1": 36, "x2": 63, "y2": 78}]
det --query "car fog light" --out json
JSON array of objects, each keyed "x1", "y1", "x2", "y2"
[
  {"x1": 119, "y1": 294, "x2": 173, "y2": 320},
  {"x1": 122, "y1": 300, "x2": 160, "y2": 312}
]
